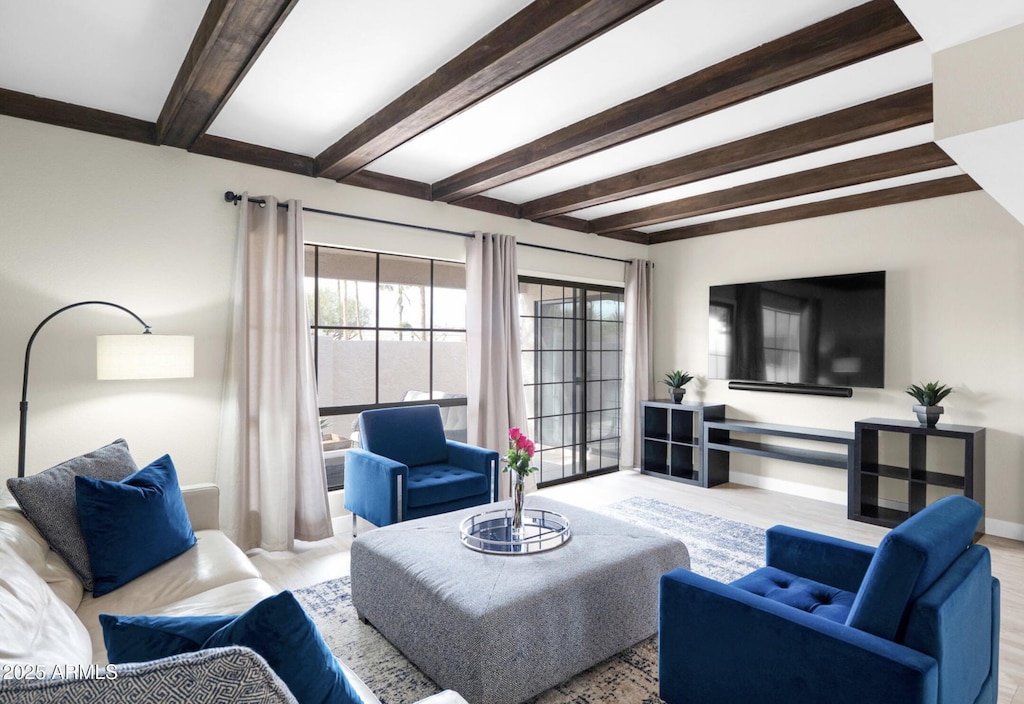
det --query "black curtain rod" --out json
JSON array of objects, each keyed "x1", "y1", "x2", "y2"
[{"x1": 223, "y1": 191, "x2": 631, "y2": 264}]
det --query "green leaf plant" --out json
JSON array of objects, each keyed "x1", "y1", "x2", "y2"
[
  {"x1": 662, "y1": 370, "x2": 694, "y2": 389},
  {"x1": 906, "y1": 381, "x2": 953, "y2": 406}
]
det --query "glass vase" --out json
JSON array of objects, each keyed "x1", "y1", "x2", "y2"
[{"x1": 512, "y1": 472, "x2": 526, "y2": 535}]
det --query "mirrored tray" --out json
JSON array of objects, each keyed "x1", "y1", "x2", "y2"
[{"x1": 459, "y1": 507, "x2": 571, "y2": 555}]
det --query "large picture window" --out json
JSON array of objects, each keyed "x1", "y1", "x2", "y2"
[{"x1": 305, "y1": 245, "x2": 467, "y2": 490}]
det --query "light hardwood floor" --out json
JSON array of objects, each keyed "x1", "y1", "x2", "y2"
[{"x1": 249, "y1": 470, "x2": 1023, "y2": 704}]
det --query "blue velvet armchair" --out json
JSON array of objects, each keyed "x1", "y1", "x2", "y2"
[
  {"x1": 659, "y1": 495, "x2": 999, "y2": 704},
  {"x1": 344, "y1": 404, "x2": 498, "y2": 534}
]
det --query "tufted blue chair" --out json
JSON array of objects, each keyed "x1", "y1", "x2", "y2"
[
  {"x1": 659, "y1": 495, "x2": 999, "y2": 704},
  {"x1": 343, "y1": 404, "x2": 498, "y2": 535}
]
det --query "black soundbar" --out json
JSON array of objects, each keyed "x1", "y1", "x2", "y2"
[{"x1": 728, "y1": 381, "x2": 853, "y2": 398}]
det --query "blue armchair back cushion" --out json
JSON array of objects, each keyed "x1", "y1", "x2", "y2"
[
  {"x1": 359, "y1": 405, "x2": 448, "y2": 467},
  {"x1": 846, "y1": 495, "x2": 983, "y2": 640}
]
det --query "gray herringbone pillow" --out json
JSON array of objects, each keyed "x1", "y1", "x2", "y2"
[
  {"x1": 0, "y1": 647, "x2": 298, "y2": 704},
  {"x1": 6, "y1": 439, "x2": 138, "y2": 591}
]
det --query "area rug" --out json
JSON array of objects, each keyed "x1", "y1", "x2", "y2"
[{"x1": 294, "y1": 497, "x2": 765, "y2": 704}]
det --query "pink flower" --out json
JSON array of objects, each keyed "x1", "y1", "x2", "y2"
[
  {"x1": 524, "y1": 439, "x2": 535, "y2": 458},
  {"x1": 516, "y1": 434, "x2": 530, "y2": 451},
  {"x1": 509, "y1": 427, "x2": 522, "y2": 441}
]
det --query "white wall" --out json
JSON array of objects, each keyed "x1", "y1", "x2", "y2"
[
  {"x1": 0, "y1": 116, "x2": 646, "y2": 488},
  {"x1": 651, "y1": 191, "x2": 1024, "y2": 537}
]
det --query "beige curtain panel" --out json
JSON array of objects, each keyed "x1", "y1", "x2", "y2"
[
  {"x1": 621, "y1": 259, "x2": 654, "y2": 469},
  {"x1": 217, "y1": 194, "x2": 332, "y2": 551},
  {"x1": 466, "y1": 232, "x2": 529, "y2": 499}
]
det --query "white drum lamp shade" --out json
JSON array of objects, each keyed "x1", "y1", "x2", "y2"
[{"x1": 97, "y1": 334, "x2": 195, "y2": 380}]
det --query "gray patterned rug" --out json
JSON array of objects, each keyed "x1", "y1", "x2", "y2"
[{"x1": 294, "y1": 497, "x2": 765, "y2": 704}]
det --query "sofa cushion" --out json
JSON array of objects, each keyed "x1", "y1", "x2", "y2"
[
  {"x1": 76, "y1": 530, "x2": 264, "y2": 651},
  {"x1": 0, "y1": 541, "x2": 92, "y2": 667},
  {"x1": 86, "y1": 577, "x2": 277, "y2": 664},
  {"x1": 406, "y1": 464, "x2": 488, "y2": 508},
  {"x1": 0, "y1": 495, "x2": 84, "y2": 611},
  {"x1": 846, "y1": 495, "x2": 983, "y2": 641},
  {"x1": 76, "y1": 454, "x2": 197, "y2": 596},
  {"x1": 731, "y1": 566, "x2": 855, "y2": 624},
  {"x1": 5, "y1": 439, "x2": 138, "y2": 591},
  {"x1": 359, "y1": 405, "x2": 448, "y2": 467}
]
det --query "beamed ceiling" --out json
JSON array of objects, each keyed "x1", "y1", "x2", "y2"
[{"x1": 1, "y1": 0, "x2": 1021, "y2": 244}]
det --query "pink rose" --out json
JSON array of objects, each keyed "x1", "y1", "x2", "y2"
[
  {"x1": 516, "y1": 434, "x2": 530, "y2": 451},
  {"x1": 509, "y1": 427, "x2": 522, "y2": 441},
  {"x1": 524, "y1": 439, "x2": 535, "y2": 458}
]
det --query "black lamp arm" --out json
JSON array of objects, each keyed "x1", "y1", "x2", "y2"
[{"x1": 17, "y1": 301, "x2": 151, "y2": 478}]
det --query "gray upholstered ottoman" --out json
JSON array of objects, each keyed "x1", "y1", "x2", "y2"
[{"x1": 350, "y1": 496, "x2": 689, "y2": 704}]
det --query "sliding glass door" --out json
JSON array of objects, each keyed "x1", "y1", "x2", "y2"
[{"x1": 519, "y1": 278, "x2": 624, "y2": 486}]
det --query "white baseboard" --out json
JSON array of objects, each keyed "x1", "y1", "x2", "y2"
[
  {"x1": 985, "y1": 517, "x2": 1024, "y2": 541},
  {"x1": 729, "y1": 470, "x2": 847, "y2": 506},
  {"x1": 729, "y1": 471, "x2": 1024, "y2": 541}
]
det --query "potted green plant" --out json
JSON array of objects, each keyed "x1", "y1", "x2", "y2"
[
  {"x1": 906, "y1": 381, "x2": 953, "y2": 427},
  {"x1": 662, "y1": 370, "x2": 694, "y2": 403}
]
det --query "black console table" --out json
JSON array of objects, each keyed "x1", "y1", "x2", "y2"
[
  {"x1": 851, "y1": 418, "x2": 985, "y2": 532},
  {"x1": 703, "y1": 420, "x2": 855, "y2": 472}
]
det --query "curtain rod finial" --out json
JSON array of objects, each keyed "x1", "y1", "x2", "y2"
[{"x1": 224, "y1": 191, "x2": 241, "y2": 204}]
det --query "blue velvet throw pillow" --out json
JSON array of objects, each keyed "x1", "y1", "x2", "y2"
[
  {"x1": 100, "y1": 613, "x2": 235, "y2": 664},
  {"x1": 75, "y1": 454, "x2": 197, "y2": 596},
  {"x1": 100, "y1": 593, "x2": 362, "y2": 704},
  {"x1": 202, "y1": 591, "x2": 362, "y2": 704}
]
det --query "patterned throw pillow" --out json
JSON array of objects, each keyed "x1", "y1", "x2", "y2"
[{"x1": 6, "y1": 439, "x2": 138, "y2": 591}]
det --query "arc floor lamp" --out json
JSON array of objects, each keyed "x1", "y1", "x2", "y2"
[{"x1": 17, "y1": 300, "x2": 194, "y2": 477}]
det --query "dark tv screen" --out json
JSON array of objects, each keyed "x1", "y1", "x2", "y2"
[{"x1": 708, "y1": 271, "x2": 885, "y2": 388}]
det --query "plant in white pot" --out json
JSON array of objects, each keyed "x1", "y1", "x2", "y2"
[
  {"x1": 906, "y1": 381, "x2": 953, "y2": 427},
  {"x1": 662, "y1": 370, "x2": 694, "y2": 403}
]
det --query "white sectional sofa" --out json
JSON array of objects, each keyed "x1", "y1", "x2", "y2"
[{"x1": 0, "y1": 483, "x2": 465, "y2": 704}]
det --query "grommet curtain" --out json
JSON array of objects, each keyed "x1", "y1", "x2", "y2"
[
  {"x1": 466, "y1": 232, "x2": 529, "y2": 499},
  {"x1": 621, "y1": 258, "x2": 654, "y2": 469},
  {"x1": 217, "y1": 193, "x2": 332, "y2": 551}
]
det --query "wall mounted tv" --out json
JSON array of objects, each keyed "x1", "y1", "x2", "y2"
[{"x1": 708, "y1": 271, "x2": 885, "y2": 390}]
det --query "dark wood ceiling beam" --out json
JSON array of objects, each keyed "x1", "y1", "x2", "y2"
[
  {"x1": 157, "y1": 0, "x2": 298, "y2": 148},
  {"x1": 647, "y1": 175, "x2": 980, "y2": 243},
  {"x1": 591, "y1": 142, "x2": 953, "y2": 234},
  {"x1": 432, "y1": 0, "x2": 920, "y2": 203},
  {"x1": 522, "y1": 85, "x2": 933, "y2": 220},
  {"x1": 341, "y1": 170, "x2": 433, "y2": 201},
  {"x1": 0, "y1": 88, "x2": 157, "y2": 144},
  {"x1": 315, "y1": 0, "x2": 662, "y2": 181},
  {"x1": 189, "y1": 135, "x2": 314, "y2": 176}
]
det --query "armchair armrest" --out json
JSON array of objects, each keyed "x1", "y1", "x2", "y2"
[
  {"x1": 181, "y1": 483, "x2": 220, "y2": 532},
  {"x1": 659, "y1": 569, "x2": 937, "y2": 704},
  {"x1": 446, "y1": 441, "x2": 500, "y2": 501},
  {"x1": 766, "y1": 525, "x2": 876, "y2": 592},
  {"x1": 344, "y1": 448, "x2": 408, "y2": 528}
]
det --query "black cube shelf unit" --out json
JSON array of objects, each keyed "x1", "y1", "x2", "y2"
[
  {"x1": 640, "y1": 401, "x2": 727, "y2": 487},
  {"x1": 851, "y1": 418, "x2": 985, "y2": 532}
]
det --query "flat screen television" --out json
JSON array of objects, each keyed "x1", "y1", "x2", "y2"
[{"x1": 708, "y1": 271, "x2": 885, "y2": 389}]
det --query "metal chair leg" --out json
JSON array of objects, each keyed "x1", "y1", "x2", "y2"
[{"x1": 352, "y1": 512, "x2": 358, "y2": 538}]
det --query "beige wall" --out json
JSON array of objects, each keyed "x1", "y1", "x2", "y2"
[
  {"x1": 0, "y1": 116, "x2": 645, "y2": 489},
  {"x1": 650, "y1": 190, "x2": 1024, "y2": 537},
  {"x1": 4, "y1": 114, "x2": 1023, "y2": 539}
]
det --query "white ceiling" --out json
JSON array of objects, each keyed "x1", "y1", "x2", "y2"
[
  {"x1": 0, "y1": 0, "x2": 209, "y2": 120},
  {"x1": 2, "y1": 0, "x2": 1022, "y2": 240}
]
